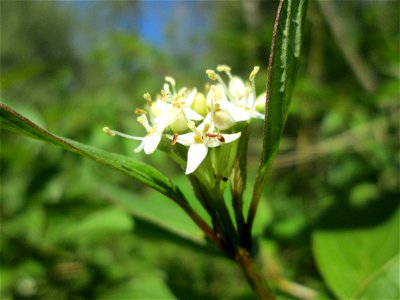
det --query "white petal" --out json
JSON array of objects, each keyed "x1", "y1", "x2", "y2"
[
  {"x1": 143, "y1": 133, "x2": 162, "y2": 154},
  {"x1": 185, "y1": 143, "x2": 208, "y2": 174},
  {"x1": 185, "y1": 88, "x2": 197, "y2": 106},
  {"x1": 134, "y1": 140, "x2": 145, "y2": 153},
  {"x1": 229, "y1": 77, "x2": 246, "y2": 98},
  {"x1": 247, "y1": 94, "x2": 255, "y2": 108},
  {"x1": 207, "y1": 132, "x2": 241, "y2": 148},
  {"x1": 184, "y1": 108, "x2": 204, "y2": 121},
  {"x1": 223, "y1": 132, "x2": 242, "y2": 143},
  {"x1": 176, "y1": 132, "x2": 195, "y2": 146},
  {"x1": 227, "y1": 105, "x2": 251, "y2": 122},
  {"x1": 197, "y1": 114, "x2": 213, "y2": 131},
  {"x1": 250, "y1": 110, "x2": 265, "y2": 119}
]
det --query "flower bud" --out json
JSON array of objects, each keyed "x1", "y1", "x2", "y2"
[
  {"x1": 214, "y1": 109, "x2": 235, "y2": 130},
  {"x1": 149, "y1": 99, "x2": 166, "y2": 118},
  {"x1": 169, "y1": 107, "x2": 189, "y2": 133},
  {"x1": 255, "y1": 92, "x2": 267, "y2": 114},
  {"x1": 191, "y1": 92, "x2": 208, "y2": 116}
]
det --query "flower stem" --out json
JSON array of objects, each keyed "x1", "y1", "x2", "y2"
[{"x1": 235, "y1": 248, "x2": 276, "y2": 300}]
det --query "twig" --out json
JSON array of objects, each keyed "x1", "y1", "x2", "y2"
[
  {"x1": 317, "y1": 0, "x2": 378, "y2": 93},
  {"x1": 236, "y1": 248, "x2": 276, "y2": 300}
]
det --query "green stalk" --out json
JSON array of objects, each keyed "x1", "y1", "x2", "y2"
[{"x1": 231, "y1": 124, "x2": 250, "y2": 248}]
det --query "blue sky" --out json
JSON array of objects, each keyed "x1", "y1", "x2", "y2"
[{"x1": 71, "y1": 1, "x2": 212, "y2": 52}]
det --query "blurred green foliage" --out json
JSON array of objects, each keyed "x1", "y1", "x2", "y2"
[{"x1": 1, "y1": 1, "x2": 399, "y2": 299}]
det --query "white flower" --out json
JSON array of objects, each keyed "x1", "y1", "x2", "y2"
[
  {"x1": 133, "y1": 114, "x2": 167, "y2": 154},
  {"x1": 208, "y1": 66, "x2": 264, "y2": 122},
  {"x1": 103, "y1": 113, "x2": 168, "y2": 155},
  {"x1": 175, "y1": 120, "x2": 241, "y2": 174},
  {"x1": 168, "y1": 88, "x2": 204, "y2": 133}
]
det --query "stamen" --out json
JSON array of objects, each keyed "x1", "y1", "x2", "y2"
[
  {"x1": 210, "y1": 85, "x2": 216, "y2": 126},
  {"x1": 177, "y1": 87, "x2": 187, "y2": 97},
  {"x1": 214, "y1": 74, "x2": 235, "y2": 103},
  {"x1": 216, "y1": 65, "x2": 231, "y2": 73},
  {"x1": 103, "y1": 127, "x2": 143, "y2": 141},
  {"x1": 160, "y1": 89, "x2": 167, "y2": 99},
  {"x1": 249, "y1": 66, "x2": 260, "y2": 81},
  {"x1": 103, "y1": 127, "x2": 116, "y2": 136},
  {"x1": 165, "y1": 76, "x2": 177, "y2": 94},
  {"x1": 203, "y1": 123, "x2": 210, "y2": 133},
  {"x1": 137, "y1": 115, "x2": 153, "y2": 133},
  {"x1": 165, "y1": 76, "x2": 176, "y2": 87},
  {"x1": 163, "y1": 83, "x2": 171, "y2": 95},
  {"x1": 206, "y1": 69, "x2": 218, "y2": 81},
  {"x1": 143, "y1": 93, "x2": 152, "y2": 105},
  {"x1": 187, "y1": 121, "x2": 202, "y2": 139},
  {"x1": 135, "y1": 108, "x2": 147, "y2": 115}
]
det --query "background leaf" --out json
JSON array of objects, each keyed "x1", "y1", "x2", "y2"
[
  {"x1": 98, "y1": 272, "x2": 177, "y2": 300},
  {"x1": 312, "y1": 201, "x2": 399, "y2": 299}
]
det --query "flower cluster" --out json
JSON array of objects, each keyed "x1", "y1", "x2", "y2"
[{"x1": 103, "y1": 65, "x2": 265, "y2": 175}]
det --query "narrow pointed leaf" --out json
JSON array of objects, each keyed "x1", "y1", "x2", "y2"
[
  {"x1": 248, "y1": 0, "x2": 308, "y2": 228},
  {"x1": 0, "y1": 102, "x2": 185, "y2": 202}
]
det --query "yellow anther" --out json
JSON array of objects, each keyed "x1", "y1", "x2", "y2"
[
  {"x1": 134, "y1": 108, "x2": 147, "y2": 115},
  {"x1": 203, "y1": 123, "x2": 210, "y2": 133},
  {"x1": 249, "y1": 66, "x2": 260, "y2": 81},
  {"x1": 165, "y1": 76, "x2": 176, "y2": 86},
  {"x1": 206, "y1": 69, "x2": 218, "y2": 81},
  {"x1": 143, "y1": 92, "x2": 152, "y2": 103},
  {"x1": 103, "y1": 127, "x2": 115, "y2": 136},
  {"x1": 217, "y1": 65, "x2": 231, "y2": 73}
]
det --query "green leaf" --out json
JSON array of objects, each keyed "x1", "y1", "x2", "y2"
[
  {"x1": 248, "y1": 0, "x2": 308, "y2": 227},
  {"x1": 1, "y1": 103, "x2": 219, "y2": 250},
  {"x1": 0, "y1": 102, "x2": 186, "y2": 203},
  {"x1": 99, "y1": 184, "x2": 207, "y2": 246},
  {"x1": 98, "y1": 273, "x2": 176, "y2": 300},
  {"x1": 63, "y1": 208, "x2": 134, "y2": 240},
  {"x1": 357, "y1": 254, "x2": 400, "y2": 299},
  {"x1": 312, "y1": 202, "x2": 399, "y2": 299}
]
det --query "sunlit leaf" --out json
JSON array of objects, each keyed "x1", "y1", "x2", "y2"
[
  {"x1": 312, "y1": 202, "x2": 399, "y2": 298},
  {"x1": 0, "y1": 102, "x2": 186, "y2": 203},
  {"x1": 248, "y1": 0, "x2": 308, "y2": 227}
]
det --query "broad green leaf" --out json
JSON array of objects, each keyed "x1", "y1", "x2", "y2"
[
  {"x1": 249, "y1": 0, "x2": 308, "y2": 226},
  {"x1": 99, "y1": 183, "x2": 206, "y2": 246},
  {"x1": 98, "y1": 273, "x2": 176, "y2": 300},
  {"x1": 63, "y1": 208, "x2": 134, "y2": 240},
  {"x1": 0, "y1": 102, "x2": 186, "y2": 204},
  {"x1": 357, "y1": 254, "x2": 400, "y2": 299},
  {"x1": 312, "y1": 202, "x2": 399, "y2": 299}
]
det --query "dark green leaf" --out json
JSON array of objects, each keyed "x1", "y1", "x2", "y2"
[
  {"x1": 99, "y1": 184, "x2": 206, "y2": 246},
  {"x1": 248, "y1": 0, "x2": 308, "y2": 227}
]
